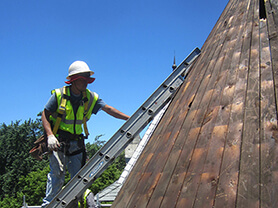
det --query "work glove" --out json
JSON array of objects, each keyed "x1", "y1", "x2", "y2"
[{"x1": 47, "y1": 135, "x2": 60, "y2": 151}]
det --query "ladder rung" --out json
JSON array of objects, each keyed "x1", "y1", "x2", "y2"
[{"x1": 46, "y1": 47, "x2": 201, "y2": 208}]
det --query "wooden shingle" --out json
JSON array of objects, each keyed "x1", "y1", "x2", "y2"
[{"x1": 112, "y1": 0, "x2": 278, "y2": 207}]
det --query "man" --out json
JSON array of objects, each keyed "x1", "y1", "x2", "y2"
[{"x1": 41, "y1": 60, "x2": 129, "y2": 207}]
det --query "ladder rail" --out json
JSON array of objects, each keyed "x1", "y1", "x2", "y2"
[
  {"x1": 46, "y1": 47, "x2": 201, "y2": 208},
  {"x1": 96, "y1": 47, "x2": 200, "y2": 158}
]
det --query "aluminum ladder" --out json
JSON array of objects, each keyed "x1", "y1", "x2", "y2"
[{"x1": 46, "y1": 47, "x2": 201, "y2": 208}]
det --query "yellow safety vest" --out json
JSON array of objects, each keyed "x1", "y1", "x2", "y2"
[
  {"x1": 50, "y1": 86, "x2": 98, "y2": 136},
  {"x1": 78, "y1": 189, "x2": 92, "y2": 208}
]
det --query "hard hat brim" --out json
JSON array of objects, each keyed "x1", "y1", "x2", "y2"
[
  {"x1": 65, "y1": 74, "x2": 95, "y2": 84},
  {"x1": 66, "y1": 71, "x2": 94, "y2": 80}
]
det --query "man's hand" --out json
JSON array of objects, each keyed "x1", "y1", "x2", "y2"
[{"x1": 47, "y1": 135, "x2": 60, "y2": 151}]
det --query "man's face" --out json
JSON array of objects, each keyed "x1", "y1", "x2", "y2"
[{"x1": 73, "y1": 78, "x2": 88, "y2": 92}]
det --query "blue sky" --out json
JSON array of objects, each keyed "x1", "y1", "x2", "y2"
[{"x1": 0, "y1": 0, "x2": 228, "y2": 144}]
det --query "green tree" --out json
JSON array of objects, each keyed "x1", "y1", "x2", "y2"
[
  {"x1": 0, "y1": 119, "x2": 47, "y2": 200},
  {"x1": 0, "y1": 166, "x2": 50, "y2": 208},
  {"x1": 0, "y1": 193, "x2": 22, "y2": 208},
  {"x1": 17, "y1": 166, "x2": 50, "y2": 205},
  {"x1": 86, "y1": 134, "x2": 105, "y2": 158},
  {"x1": 85, "y1": 135, "x2": 126, "y2": 194},
  {"x1": 90, "y1": 152, "x2": 126, "y2": 194},
  {"x1": 0, "y1": 119, "x2": 126, "y2": 206}
]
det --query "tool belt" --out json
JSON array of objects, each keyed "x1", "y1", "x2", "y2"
[
  {"x1": 57, "y1": 130, "x2": 87, "y2": 166},
  {"x1": 29, "y1": 131, "x2": 86, "y2": 161},
  {"x1": 29, "y1": 134, "x2": 49, "y2": 161},
  {"x1": 57, "y1": 130, "x2": 86, "y2": 156}
]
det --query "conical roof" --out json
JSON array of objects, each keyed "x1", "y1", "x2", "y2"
[{"x1": 113, "y1": 0, "x2": 278, "y2": 207}]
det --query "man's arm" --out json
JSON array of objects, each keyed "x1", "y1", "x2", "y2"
[
  {"x1": 42, "y1": 109, "x2": 54, "y2": 137},
  {"x1": 102, "y1": 105, "x2": 130, "y2": 120},
  {"x1": 42, "y1": 109, "x2": 60, "y2": 151}
]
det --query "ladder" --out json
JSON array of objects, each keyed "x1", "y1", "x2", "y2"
[
  {"x1": 95, "y1": 103, "x2": 170, "y2": 206},
  {"x1": 46, "y1": 47, "x2": 201, "y2": 208}
]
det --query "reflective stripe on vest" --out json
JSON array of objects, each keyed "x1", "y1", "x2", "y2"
[
  {"x1": 50, "y1": 86, "x2": 98, "y2": 135},
  {"x1": 78, "y1": 189, "x2": 92, "y2": 208}
]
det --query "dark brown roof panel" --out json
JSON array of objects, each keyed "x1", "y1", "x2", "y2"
[{"x1": 113, "y1": 0, "x2": 278, "y2": 207}]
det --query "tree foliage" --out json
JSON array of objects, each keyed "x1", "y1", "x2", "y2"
[
  {"x1": 17, "y1": 166, "x2": 50, "y2": 205},
  {"x1": 86, "y1": 134, "x2": 105, "y2": 158},
  {"x1": 0, "y1": 119, "x2": 47, "y2": 200},
  {"x1": 90, "y1": 152, "x2": 126, "y2": 194},
  {"x1": 0, "y1": 119, "x2": 126, "y2": 206},
  {"x1": 86, "y1": 135, "x2": 126, "y2": 194}
]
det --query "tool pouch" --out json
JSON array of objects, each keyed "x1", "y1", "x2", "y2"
[{"x1": 29, "y1": 135, "x2": 49, "y2": 161}]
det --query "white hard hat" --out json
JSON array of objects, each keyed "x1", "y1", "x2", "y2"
[{"x1": 67, "y1": 61, "x2": 94, "y2": 80}]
